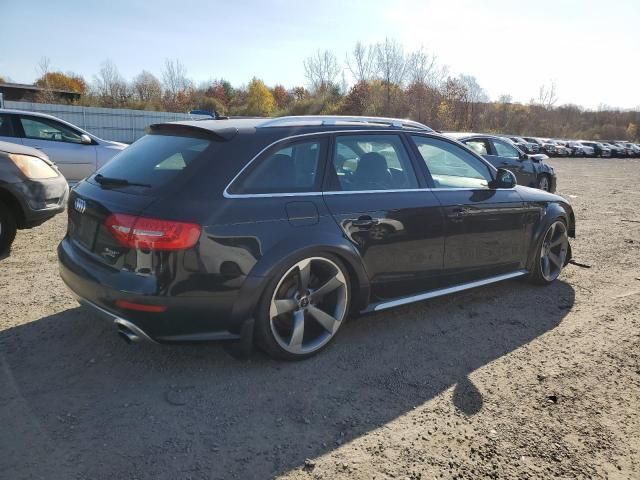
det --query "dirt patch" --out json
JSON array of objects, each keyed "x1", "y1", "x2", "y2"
[{"x1": 1, "y1": 158, "x2": 639, "y2": 479}]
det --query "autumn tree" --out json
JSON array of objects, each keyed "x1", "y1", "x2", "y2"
[
  {"x1": 34, "y1": 71, "x2": 87, "y2": 94},
  {"x1": 271, "y1": 84, "x2": 290, "y2": 110},
  {"x1": 347, "y1": 41, "x2": 375, "y2": 83},
  {"x1": 92, "y1": 60, "x2": 130, "y2": 107},
  {"x1": 204, "y1": 80, "x2": 232, "y2": 109},
  {"x1": 303, "y1": 50, "x2": 340, "y2": 93},
  {"x1": 342, "y1": 81, "x2": 371, "y2": 115},
  {"x1": 161, "y1": 59, "x2": 193, "y2": 111},
  {"x1": 132, "y1": 71, "x2": 162, "y2": 104},
  {"x1": 374, "y1": 38, "x2": 407, "y2": 114},
  {"x1": 245, "y1": 78, "x2": 275, "y2": 116}
]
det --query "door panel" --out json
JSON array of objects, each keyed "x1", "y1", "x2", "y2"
[
  {"x1": 323, "y1": 133, "x2": 445, "y2": 300},
  {"x1": 410, "y1": 134, "x2": 527, "y2": 285},
  {"x1": 18, "y1": 115, "x2": 97, "y2": 182},
  {"x1": 324, "y1": 191, "x2": 445, "y2": 299},
  {"x1": 433, "y1": 189, "x2": 527, "y2": 284}
]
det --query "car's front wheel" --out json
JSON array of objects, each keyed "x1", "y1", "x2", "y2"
[
  {"x1": 255, "y1": 254, "x2": 350, "y2": 360},
  {"x1": 529, "y1": 219, "x2": 569, "y2": 285},
  {"x1": 537, "y1": 174, "x2": 551, "y2": 191},
  {"x1": 0, "y1": 200, "x2": 18, "y2": 254}
]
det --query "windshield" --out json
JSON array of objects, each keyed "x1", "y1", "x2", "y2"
[{"x1": 91, "y1": 134, "x2": 213, "y2": 194}]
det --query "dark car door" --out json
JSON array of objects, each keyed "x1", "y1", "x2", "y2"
[
  {"x1": 410, "y1": 134, "x2": 528, "y2": 285},
  {"x1": 488, "y1": 138, "x2": 537, "y2": 187},
  {"x1": 322, "y1": 132, "x2": 445, "y2": 300}
]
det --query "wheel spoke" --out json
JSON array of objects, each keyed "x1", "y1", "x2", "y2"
[
  {"x1": 542, "y1": 256, "x2": 551, "y2": 278},
  {"x1": 289, "y1": 310, "x2": 305, "y2": 350},
  {"x1": 297, "y1": 259, "x2": 312, "y2": 294},
  {"x1": 271, "y1": 298, "x2": 297, "y2": 316},
  {"x1": 307, "y1": 305, "x2": 339, "y2": 334},
  {"x1": 548, "y1": 223, "x2": 556, "y2": 240},
  {"x1": 309, "y1": 273, "x2": 343, "y2": 302},
  {"x1": 550, "y1": 235, "x2": 566, "y2": 248},
  {"x1": 548, "y1": 252, "x2": 562, "y2": 268}
]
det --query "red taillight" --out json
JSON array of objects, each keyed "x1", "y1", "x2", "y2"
[
  {"x1": 105, "y1": 213, "x2": 201, "y2": 251},
  {"x1": 116, "y1": 300, "x2": 167, "y2": 313}
]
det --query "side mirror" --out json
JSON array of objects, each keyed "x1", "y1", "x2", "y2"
[
  {"x1": 492, "y1": 168, "x2": 517, "y2": 189},
  {"x1": 80, "y1": 134, "x2": 92, "y2": 145}
]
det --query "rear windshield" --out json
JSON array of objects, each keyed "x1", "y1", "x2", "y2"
[{"x1": 91, "y1": 134, "x2": 212, "y2": 193}]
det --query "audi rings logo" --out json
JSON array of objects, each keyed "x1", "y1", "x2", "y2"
[{"x1": 74, "y1": 198, "x2": 87, "y2": 214}]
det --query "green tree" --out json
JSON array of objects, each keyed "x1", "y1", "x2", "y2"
[{"x1": 245, "y1": 78, "x2": 275, "y2": 116}]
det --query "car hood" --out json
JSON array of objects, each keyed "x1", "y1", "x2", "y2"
[
  {"x1": 100, "y1": 139, "x2": 128, "y2": 149},
  {"x1": 516, "y1": 185, "x2": 567, "y2": 204}
]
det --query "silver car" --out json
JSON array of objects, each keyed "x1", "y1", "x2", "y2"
[{"x1": 0, "y1": 109, "x2": 127, "y2": 183}]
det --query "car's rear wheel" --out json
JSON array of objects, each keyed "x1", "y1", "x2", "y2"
[
  {"x1": 529, "y1": 219, "x2": 569, "y2": 285},
  {"x1": 255, "y1": 255, "x2": 350, "y2": 360},
  {"x1": 0, "y1": 200, "x2": 18, "y2": 254},
  {"x1": 537, "y1": 174, "x2": 551, "y2": 191}
]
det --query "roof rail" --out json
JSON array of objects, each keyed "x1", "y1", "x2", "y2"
[{"x1": 257, "y1": 115, "x2": 432, "y2": 131}]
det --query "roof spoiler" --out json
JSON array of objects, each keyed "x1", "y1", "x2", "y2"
[{"x1": 147, "y1": 123, "x2": 238, "y2": 141}]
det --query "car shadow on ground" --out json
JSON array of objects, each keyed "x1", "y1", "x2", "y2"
[{"x1": 0, "y1": 279, "x2": 574, "y2": 479}]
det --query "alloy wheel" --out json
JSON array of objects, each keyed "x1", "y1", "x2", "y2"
[
  {"x1": 540, "y1": 221, "x2": 568, "y2": 282},
  {"x1": 538, "y1": 176, "x2": 550, "y2": 191},
  {"x1": 269, "y1": 257, "x2": 348, "y2": 355}
]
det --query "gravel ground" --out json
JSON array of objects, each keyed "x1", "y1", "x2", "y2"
[{"x1": 1, "y1": 158, "x2": 639, "y2": 480}]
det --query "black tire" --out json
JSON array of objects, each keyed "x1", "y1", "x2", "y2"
[
  {"x1": 0, "y1": 200, "x2": 18, "y2": 255},
  {"x1": 254, "y1": 253, "x2": 351, "y2": 361},
  {"x1": 537, "y1": 174, "x2": 551, "y2": 192},
  {"x1": 529, "y1": 218, "x2": 569, "y2": 286}
]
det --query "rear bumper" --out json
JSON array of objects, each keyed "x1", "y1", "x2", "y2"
[
  {"x1": 58, "y1": 237, "x2": 244, "y2": 342},
  {"x1": 74, "y1": 294, "x2": 157, "y2": 344}
]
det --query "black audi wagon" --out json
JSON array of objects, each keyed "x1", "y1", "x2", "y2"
[{"x1": 58, "y1": 116, "x2": 575, "y2": 360}]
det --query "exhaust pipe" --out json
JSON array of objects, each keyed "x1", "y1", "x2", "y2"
[
  {"x1": 114, "y1": 318, "x2": 154, "y2": 344},
  {"x1": 117, "y1": 328, "x2": 137, "y2": 344}
]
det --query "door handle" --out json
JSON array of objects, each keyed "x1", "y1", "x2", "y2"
[
  {"x1": 448, "y1": 207, "x2": 471, "y2": 219},
  {"x1": 351, "y1": 215, "x2": 376, "y2": 228}
]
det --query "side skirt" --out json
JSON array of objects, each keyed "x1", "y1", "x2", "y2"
[{"x1": 365, "y1": 270, "x2": 529, "y2": 313}]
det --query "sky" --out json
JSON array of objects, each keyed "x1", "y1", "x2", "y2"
[{"x1": 1, "y1": 0, "x2": 639, "y2": 109}]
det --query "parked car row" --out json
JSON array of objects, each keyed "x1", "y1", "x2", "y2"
[{"x1": 505, "y1": 133, "x2": 640, "y2": 158}]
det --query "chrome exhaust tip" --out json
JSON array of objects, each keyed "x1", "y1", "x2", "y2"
[
  {"x1": 114, "y1": 318, "x2": 154, "y2": 344},
  {"x1": 117, "y1": 328, "x2": 139, "y2": 344}
]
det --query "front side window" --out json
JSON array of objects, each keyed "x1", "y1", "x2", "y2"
[
  {"x1": 230, "y1": 139, "x2": 323, "y2": 194},
  {"x1": 492, "y1": 139, "x2": 520, "y2": 158},
  {"x1": 329, "y1": 134, "x2": 418, "y2": 191},
  {"x1": 0, "y1": 114, "x2": 16, "y2": 137},
  {"x1": 20, "y1": 116, "x2": 84, "y2": 144},
  {"x1": 411, "y1": 135, "x2": 493, "y2": 189}
]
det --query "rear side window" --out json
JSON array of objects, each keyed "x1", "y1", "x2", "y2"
[
  {"x1": 0, "y1": 114, "x2": 16, "y2": 137},
  {"x1": 229, "y1": 139, "x2": 324, "y2": 194},
  {"x1": 328, "y1": 134, "x2": 418, "y2": 191},
  {"x1": 94, "y1": 134, "x2": 212, "y2": 192},
  {"x1": 464, "y1": 139, "x2": 489, "y2": 156}
]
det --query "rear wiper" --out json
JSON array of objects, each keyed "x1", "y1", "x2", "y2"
[{"x1": 94, "y1": 174, "x2": 151, "y2": 188}]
